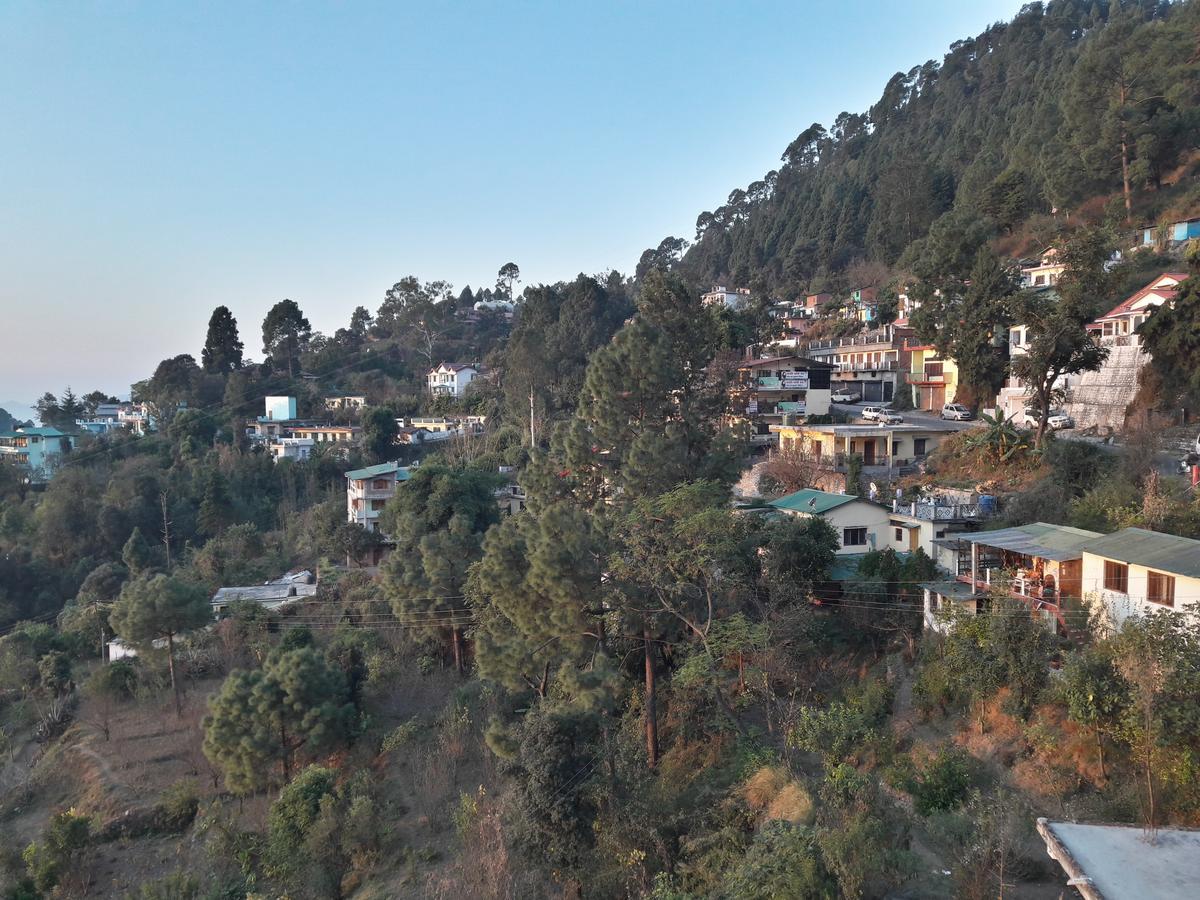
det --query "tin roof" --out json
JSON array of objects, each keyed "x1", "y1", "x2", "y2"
[
  {"x1": 345, "y1": 461, "x2": 413, "y2": 482},
  {"x1": 969, "y1": 523, "x2": 1102, "y2": 561},
  {"x1": 1079, "y1": 527, "x2": 1200, "y2": 579},
  {"x1": 769, "y1": 488, "x2": 860, "y2": 515}
]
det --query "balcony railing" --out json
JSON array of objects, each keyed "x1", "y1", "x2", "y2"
[
  {"x1": 893, "y1": 500, "x2": 984, "y2": 520},
  {"x1": 906, "y1": 371, "x2": 946, "y2": 384},
  {"x1": 834, "y1": 361, "x2": 899, "y2": 373},
  {"x1": 955, "y1": 568, "x2": 1063, "y2": 607}
]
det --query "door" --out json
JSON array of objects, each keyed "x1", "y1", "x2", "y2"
[{"x1": 863, "y1": 440, "x2": 876, "y2": 465}]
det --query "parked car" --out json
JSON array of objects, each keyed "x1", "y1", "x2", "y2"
[
  {"x1": 879, "y1": 411, "x2": 904, "y2": 425},
  {"x1": 831, "y1": 389, "x2": 861, "y2": 403},
  {"x1": 1022, "y1": 408, "x2": 1074, "y2": 430},
  {"x1": 940, "y1": 403, "x2": 973, "y2": 421},
  {"x1": 862, "y1": 406, "x2": 884, "y2": 421}
]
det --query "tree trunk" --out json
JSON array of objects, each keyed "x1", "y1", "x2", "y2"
[
  {"x1": 167, "y1": 632, "x2": 181, "y2": 717},
  {"x1": 1096, "y1": 727, "x2": 1106, "y2": 781},
  {"x1": 1119, "y1": 84, "x2": 1133, "y2": 224},
  {"x1": 643, "y1": 621, "x2": 659, "y2": 768},
  {"x1": 451, "y1": 627, "x2": 464, "y2": 674}
]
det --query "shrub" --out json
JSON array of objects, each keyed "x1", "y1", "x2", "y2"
[
  {"x1": 22, "y1": 809, "x2": 91, "y2": 893},
  {"x1": 914, "y1": 747, "x2": 974, "y2": 815},
  {"x1": 155, "y1": 780, "x2": 200, "y2": 832},
  {"x1": 380, "y1": 718, "x2": 423, "y2": 753},
  {"x1": 718, "y1": 822, "x2": 836, "y2": 899}
]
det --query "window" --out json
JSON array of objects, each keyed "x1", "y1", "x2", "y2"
[
  {"x1": 914, "y1": 438, "x2": 927, "y2": 456},
  {"x1": 843, "y1": 527, "x2": 868, "y2": 547},
  {"x1": 370, "y1": 499, "x2": 386, "y2": 511},
  {"x1": 372, "y1": 479, "x2": 390, "y2": 490},
  {"x1": 1104, "y1": 560, "x2": 1129, "y2": 593},
  {"x1": 1148, "y1": 571, "x2": 1175, "y2": 607},
  {"x1": 894, "y1": 527, "x2": 904, "y2": 542}
]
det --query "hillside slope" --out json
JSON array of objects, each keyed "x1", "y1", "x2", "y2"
[{"x1": 655, "y1": 0, "x2": 1200, "y2": 294}]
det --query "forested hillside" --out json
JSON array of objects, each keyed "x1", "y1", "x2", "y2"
[{"x1": 653, "y1": 0, "x2": 1200, "y2": 294}]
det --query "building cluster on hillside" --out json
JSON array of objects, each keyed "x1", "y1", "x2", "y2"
[
  {"x1": 719, "y1": 219, "x2": 1197, "y2": 436},
  {"x1": 245, "y1": 395, "x2": 487, "y2": 462}
]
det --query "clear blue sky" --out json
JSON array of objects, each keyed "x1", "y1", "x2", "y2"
[{"x1": 0, "y1": 0, "x2": 1021, "y2": 407}]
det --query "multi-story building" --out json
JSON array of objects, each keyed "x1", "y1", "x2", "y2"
[
  {"x1": 805, "y1": 324, "x2": 912, "y2": 403},
  {"x1": 1020, "y1": 248, "x2": 1066, "y2": 287},
  {"x1": 346, "y1": 461, "x2": 413, "y2": 533},
  {"x1": 905, "y1": 342, "x2": 959, "y2": 410},
  {"x1": 427, "y1": 363, "x2": 481, "y2": 397},
  {"x1": 701, "y1": 285, "x2": 751, "y2": 310},
  {"x1": 731, "y1": 356, "x2": 833, "y2": 444},
  {"x1": 921, "y1": 522, "x2": 1100, "y2": 634},
  {"x1": 268, "y1": 438, "x2": 315, "y2": 462},
  {"x1": 0, "y1": 426, "x2": 72, "y2": 482}
]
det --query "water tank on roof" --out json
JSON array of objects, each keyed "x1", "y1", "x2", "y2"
[{"x1": 978, "y1": 495, "x2": 997, "y2": 515}]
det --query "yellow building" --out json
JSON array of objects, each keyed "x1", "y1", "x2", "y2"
[
  {"x1": 773, "y1": 423, "x2": 956, "y2": 468},
  {"x1": 905, "y1": 343, "x2": 959, "y2": 411}
]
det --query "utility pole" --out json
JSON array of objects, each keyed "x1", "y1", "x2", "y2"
[
  {"x1": 160, "y1": 491, "x2": 173, "y2": 571},
  {"x1": 529, "y1": 386, "x2": 537, "y2": 448}
]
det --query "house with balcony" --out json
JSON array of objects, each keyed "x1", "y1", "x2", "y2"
[
  {"x1": 268, "y1": 437, "x2": 315, "y2": 462},
  {"x1": 427, "y1": 362, "x2": 481, "y2": 397},
  {"x1": 905, "y1": 343, "x2": 959, "y2": 410},
  {"x1": 0, "y1": 427, "x2": 72, "y2": 482},
  {"x1": 805, "y1": 324, "x2": 912, "y2": 403},
  {"x1": 701, "y1": 285, "x2": 752, "y2": 310},
  {"x1": 346, "y1": 461, "x2": 414, "y2": 534},
  {"x1": 1079, "y1": 527, "x2": 1200, "y2": 630},
  {"x1": 922, "y1": 522, "x2": 1101, "y2": 634},
  {"x1": 325, "y1": 395, "x2": 367, "y2": 411},
  {"x1": 732, "y1": 356, "x2": 833, "y2": 445},
  {"x1": 1063, "y1": 272, "x2": 1188, "y2": 430},
  {"x1": 773, "y1": 422, "x2": 957, "y2": 469},
  {"x1": 1020, "y1": 248, "x2": 1066, "y2": 287},
  {"x1": 888, "y1": 491, "x2": 997, "y2": 568}
]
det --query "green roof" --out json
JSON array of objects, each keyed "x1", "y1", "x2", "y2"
[
  {"x1": 769, "y1": 488, "x2": 859, "y2": 515},
  {"x1": 971, "y1": 522, "x2": 1101, "y2": 562},
  {"x1": 344, "y1": 461, "x2": 412, "y2": 482},
  {"x1": 920, "y1": 581, "x2": 986, "y2": 601},
  {"x1": 1080, "y1": 527, "x2": 1200, "y2": 579}
]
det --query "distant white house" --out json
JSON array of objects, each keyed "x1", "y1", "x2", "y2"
[
  {"x1": 768, "y1": 488, "x2": 891, "y2": 555},
  {"x1": 268, "y1": 437, "x2": 315, "y2": 462},
  {"x1": 324, "y1": 395, "x2": 367, "y2": 411},
  {"x1": 427, "y1": 363, "x2": 480, "y2": 397},
  {"x1": 701, "y1": 285, "x2": 751, "y2": 310}
]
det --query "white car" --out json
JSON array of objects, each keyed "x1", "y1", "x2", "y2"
[
  {"x1": 941, "y1": 403, "x2": 973, "y2": 421},
  {"x1": 831, "y1": 389, "x2": 861, "y2": 403},
  {"x1": 878, "y1": 411, "x2": 904, "y2": 425},
  {"x1": 1023, "y1": 408, "x2": 1074, "y2": 430},
  {"x1": 861, "y1": 406, "x2": 884, "y2": 421}
]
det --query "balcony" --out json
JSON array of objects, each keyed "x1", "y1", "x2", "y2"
[
  {"x1": 956, "y1": 569, "x2": 1064, "y2": 609},
  {"x1": 893, "y1": 499, "x2": 986, "y2": 521},
  {"x1": 906, "y1": 371, "x2": 946, "y2": 385},
  {"x1": 834, "y1": 361, "x2": 899, "y2": 373}
]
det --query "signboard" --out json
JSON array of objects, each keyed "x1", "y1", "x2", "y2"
[
  {"x1": 781, "y1": 372, "x2": 810, "y2": 390},
  {"x1": 747, "y1": 401, "x2": 758, "y2": 414}
]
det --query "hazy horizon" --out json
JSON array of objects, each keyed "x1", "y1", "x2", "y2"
[{"x1": 1, "y1": 0, "x2": 1019, "y2": 404}]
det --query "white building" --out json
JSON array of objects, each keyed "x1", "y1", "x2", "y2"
[
  {"x1": 268, "y1": 437, "x2": 315, "y2": 462},
  {"x1": 1079, "y1": 527, "x2": 1200, "y2": 630},
  {"x1": 768, "y1": 488, "x2": 891, "y2": 555},
  {"x1": 324, "y1": 395, "x2": 367, "y2": 411},
  {"x1": 264, "y1": 396, "x2": 298, "y2": 421},
  {"x1": 346, "y1": 461, "x2": 413, "y2": 532},
  {"x1": 427, "y1": 363, "x2": 480, "y2": 397},
  {"x1": 1020, "y1": 248, "x2": 1066, "y2": 287},
  {"x1": 701, "y1": 285, "x2": 751, "y2": 310}
]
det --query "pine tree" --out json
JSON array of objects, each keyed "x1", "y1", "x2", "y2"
[
  {"x1": 469, "y1": 504, "x2": 603, "y2": 697},
  {"x1": 197, "y1": 469, "x2": 234, "y2": 536},
  {"x1": 121, "y1": 526, "x2": 155, "y2": 575},
  {"x1": 262, "y1": 299, "x2": 312, "y2": 379},
  {"x1": 379, "y1": 465, "x2": 502, "y2": 672},
  {"x1": 201, "y1": 306, "x2": 244, "y2": 373},
  {"x1": 203, "y1": 647, "x2": 355, "y2": 793},
  {"x1": 110, "y1": 574, "x2": 211, "y2": 715}
]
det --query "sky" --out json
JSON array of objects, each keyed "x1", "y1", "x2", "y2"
[{"x1": 0, "y1": 0, "x2": 1022, "y2": 410}]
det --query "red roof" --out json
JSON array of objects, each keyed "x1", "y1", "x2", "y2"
[{"x1": 1096, "y1": 273, "x2": 1188, "y2": 321}]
